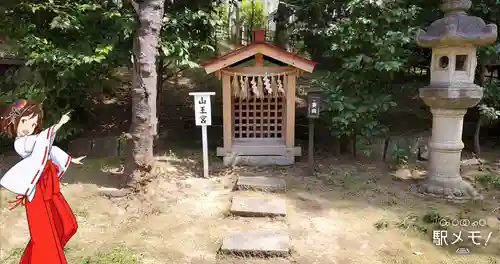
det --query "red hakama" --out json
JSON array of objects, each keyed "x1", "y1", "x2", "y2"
[{"x1": 18, "y1": 160, "x2": 78, "y2": 264}]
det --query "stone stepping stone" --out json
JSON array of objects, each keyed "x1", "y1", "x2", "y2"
[
  {"x1": 230, "y1": 195, "x2": 286, "y2": 217},
  {"x1": 220, "y1": 231, "x2": 290, "y2": 257},
  {"x1": 236, "y1": 176, "x2": 286, "y2": 192}
]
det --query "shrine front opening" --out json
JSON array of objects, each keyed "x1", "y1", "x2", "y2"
[{"x1": 229, "y1": 67, "x2": 293, "y2": 143}]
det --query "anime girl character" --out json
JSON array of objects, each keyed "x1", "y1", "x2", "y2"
[{"x1": 0, "y1": 99, "x2": 86, "y2": 264}]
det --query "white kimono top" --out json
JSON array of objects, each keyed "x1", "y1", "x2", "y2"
[{"x1": 0, "y1": 126, "x2": 71, "y2": 202}]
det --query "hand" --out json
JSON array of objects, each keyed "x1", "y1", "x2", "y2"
[
  {"x1": 58, "y1": 111, "x2": 71, "y2": 126},
  {"x1": 71, "y1": 155, "x2": 86, "y2": 165}
]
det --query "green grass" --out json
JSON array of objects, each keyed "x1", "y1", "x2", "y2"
[
  {"x1": 77, "y1": 156, "x2": 125, "y2": 173},
  {"x1": 79, "y1": 247, "x2": 137, "y2": 264},
  {"x1": 0, "y1": 248, "x2": 24, "y2": 263},
  {"x1": 0, "y1": 246, "x2": 137, "y2": 264},
  {"x1": 476, "y1": 172, "x2": 500, "y2": 190}
]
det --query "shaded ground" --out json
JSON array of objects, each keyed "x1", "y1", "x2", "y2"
[{"x1": 1, "y1": 69, "x2": 499, "y2": 264}]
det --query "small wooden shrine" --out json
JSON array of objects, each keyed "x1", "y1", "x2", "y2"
[{"x1": 201, "y1": 29, "x2": 316, "y2": 165}]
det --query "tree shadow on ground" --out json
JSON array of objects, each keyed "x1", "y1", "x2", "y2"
[{"x1": 60, "y1": 156, "x2": 125, "y2": 188}]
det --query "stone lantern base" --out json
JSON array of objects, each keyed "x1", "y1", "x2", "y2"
[
  {"x1": 418, "y1": 85, "x2": 483, "y2": 200},
  {"x1": 418, "y1": 176, "x2": 480, "y2": 200}
]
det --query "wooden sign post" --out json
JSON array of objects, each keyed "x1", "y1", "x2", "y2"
[
  {"x1": 189, "y1": 92, "x2": 215, "y2": 178},
  {"x1": 306, "y1": 90, "x2": 323, "y2": 175}
]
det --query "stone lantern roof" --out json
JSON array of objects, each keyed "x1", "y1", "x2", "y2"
[{"x1": 416, "y1": 0, "x2": 497, "y2": 48}]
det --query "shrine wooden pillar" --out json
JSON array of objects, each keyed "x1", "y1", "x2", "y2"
[
  {"x1": 222, "y1": 73, "x2": 232, "y2": 152},
  {"x1": 285, "y1": 72, "x2": 296, "y2": 149}
]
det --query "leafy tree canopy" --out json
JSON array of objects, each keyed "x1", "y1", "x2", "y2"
[{"x1": 0, "y1": 0, "x2": 219, "y2": 142}]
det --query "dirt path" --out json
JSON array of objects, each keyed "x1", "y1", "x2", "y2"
[{"x1": 1, "y1": 152, "x2": 499, "y2": 264}]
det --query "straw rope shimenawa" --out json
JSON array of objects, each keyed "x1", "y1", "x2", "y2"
[
  {"x1": 224, "y1": 70, "x2": 291, "y2": 99},
  {"x1": 220, "y1": 69, "x2": 296, "y2": 77}
]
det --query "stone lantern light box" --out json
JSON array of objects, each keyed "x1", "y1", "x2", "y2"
[
  {"x1": 431, "y1": 47, "x2": 476, "y2": 85},
  {"x1": 418, "y1": 0, "x2": 497, "y2": 90}
]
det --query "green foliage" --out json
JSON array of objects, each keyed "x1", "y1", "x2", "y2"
[
  {"x1": 479, "y1": 79, "x2": 500, "y2": 123},
  {"x1": 1, "y1": 0, "x2": 497, "y2": 148},
  {"x1": 0, "y1": 0, "x2": 134, "y2": 140},
  {"x1": 322, "y1": 2, "x2": 420, "y2": 72},
  {"x1": 478, "y1": 104, "x2": 500, "y2": 123},
  {"x1": 477, "y1": 44, "x2": 500, "y2": 65},
  {"x1": 390, "y1": 143, "x2": 412, "y2": 167},
  {"x1": 291, "y1": 1, "x2": 421, "y2": 140},
  {"x1": 356, "y1": 136, "x2": 374, "y2": 157},
  {"x1": 241, "y1": 0, "x2": 266, "y2": 29},
  {"x1": 288, "y1": 0, "x2": 500, "y2": 147},
  {"x1": 0, "y1": 0, "x2": 219, "y2": 143},
  {"x1": 473, "y1": 2, "x2": 500, "y2": 126},
  {"x1": 477, "y1": 42, "x2": 500, "y2": 126},
  {"x1": 484, "y1": 78, "x2": 500, "y2": 106},
  {"x1": 214, "y1": 2, "x2": 229, "y2": 28},
  {"x1": 159, "y1": 1, "x2": 220, "y2": 69},
  {"x1": 422, "y1": 210, "x2": 442, "y2": 224},
  {"x1": 312, "y1": 71, "x2": 395, "y2": 139}
]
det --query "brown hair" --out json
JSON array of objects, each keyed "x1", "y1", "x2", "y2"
[{"x1": 0, "y1": 100, "x2": 43, "y2": 137}]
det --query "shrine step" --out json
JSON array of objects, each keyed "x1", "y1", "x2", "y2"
[
  {"x1": 220, "y1": 231, "x2": 290, "y2": 257},
  {"x1": 236, "y1": 176, "x2": 286, "y2": 192},
  {"x1": 230, "y1": 195, "x2": 287, "y2": 217}
]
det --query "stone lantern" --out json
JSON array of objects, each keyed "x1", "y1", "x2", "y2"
[{"x1": 416, "y1": 0, "x2": 497, "y2": 200}]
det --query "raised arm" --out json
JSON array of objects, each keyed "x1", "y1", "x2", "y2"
[
  {"x1": 52, "y1": 111, "x2": 71, "y2": 134},
  {"x1": 46, "y1": 111, "x2": 71, "y2": 152}
]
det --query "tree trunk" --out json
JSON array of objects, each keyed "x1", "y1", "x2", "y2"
[
  {"x1": 351, "y1": 135, "x2": 357, "y2": 157},
  {"x1": 157, "y1": 54, "x2": 164, "y2": 122},
  {"x1": 234, "y1": 1, "x2": 241, "y2": 45},
  {"x1": 334, "y1": 138, "x2": 341, "y2": 156},
  {"x1": 128, "y1": 0, "x2": 165, "y2": 189},
  {"x1": 250, "y1": 0, "x2": 255, "y2": 31},
  {"x1": 274, "y1": 3, "x2": 289, "y2": 50},
  {"x1": 227, "y1": 1, "x2": 233, "y2": 31},
  {"x1": 473, "y1": 116, "x2": 483, "y2": 155},
  {"x1": 473, "y1": 64, "x2": 487, "y2": 156}
]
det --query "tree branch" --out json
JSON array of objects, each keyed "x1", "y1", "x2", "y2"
[
  {"x1": 165, "y1": 66, "x2": 188, "y2": 80},
  {"x1": 163, "y1": 60, "x2": 173, "y2": 69},
  {"x1": 129, "y1": 0, "x2": 139, "y2": 14}
]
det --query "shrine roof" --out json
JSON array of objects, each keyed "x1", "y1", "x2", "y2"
[{"x1": 201, "y1": 39, "x2": 316, "y2": 74}]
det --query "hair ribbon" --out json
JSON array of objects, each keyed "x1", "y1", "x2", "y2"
[{"x1": 1, "y1": 99, "x2": 31, "y2": 125}]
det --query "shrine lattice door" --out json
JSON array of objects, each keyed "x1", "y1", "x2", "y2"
[{"x1": 233, "y1": 94, "x2": 284, "y2": 140}]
